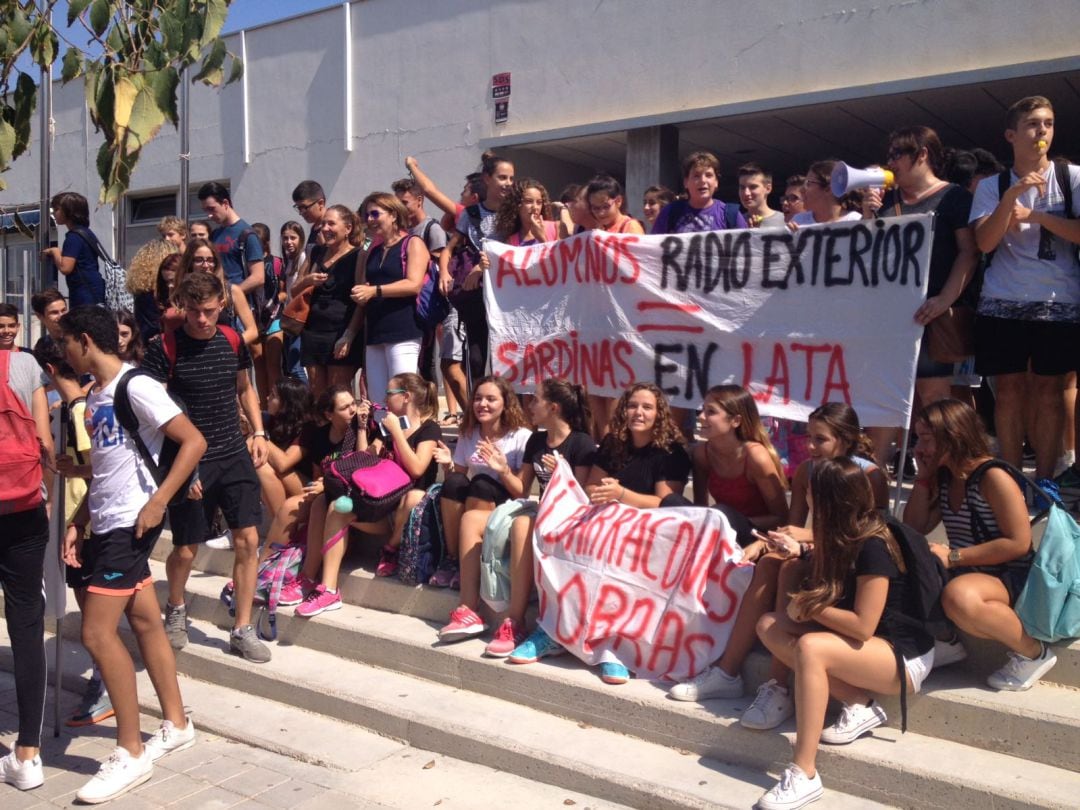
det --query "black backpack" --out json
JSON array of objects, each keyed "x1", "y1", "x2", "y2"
[
  {"x1": 113, "y1": 368, "x2": 195, "y2": 506},
  {"x1": 884, "y1": 515, "x2": 948, "y2": 732},
  {"x1": 987, "y1": 158, "x2": 1077, "y2": 268}
]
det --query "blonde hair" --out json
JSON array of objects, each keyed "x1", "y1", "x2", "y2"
[{"x1": 127, "y1": 238, "x2": 180, "y2": 294}]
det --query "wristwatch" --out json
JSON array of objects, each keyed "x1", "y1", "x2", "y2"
[{"x1": 948, "y1": 548, "x2": 962, "y2": 566}]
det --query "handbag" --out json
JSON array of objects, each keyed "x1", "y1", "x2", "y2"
[
  {"x1": 925, "y1": 305, "x2": 975, "y2": 363},
  {"x1": 322, "y1": 450, "x2": 412, "y2": 523},
  {"x1": 280, "y1": 288, "x2": 311, "y2": 336}
]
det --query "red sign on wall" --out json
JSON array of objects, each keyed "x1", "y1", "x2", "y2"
[{"x1": 492, "y1": 72, "x2": 511, "y2": 99}]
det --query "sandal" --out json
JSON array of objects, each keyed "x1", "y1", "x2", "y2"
[{"x1": 439, "y1": 411, "x2": 463, "y2": 427}]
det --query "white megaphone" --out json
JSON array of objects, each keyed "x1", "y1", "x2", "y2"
[{"x1": 831, "y1": 163, "x2": 895, "y2": 197}]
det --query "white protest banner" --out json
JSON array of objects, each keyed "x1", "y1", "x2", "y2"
[
  {"x1": 533, "y1": 456, "x2": 753, "y2": 681},
  {"x1": 484, "y1": 214, "x2": 933, "y2": 427}
]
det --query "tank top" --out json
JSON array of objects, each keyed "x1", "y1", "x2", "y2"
[
  {"x1": 938, "y1": 466, "x2": 1033, "y2": 579},
  {"x1": 707, "y1": 449, "x2": 770, "y2": 517}
]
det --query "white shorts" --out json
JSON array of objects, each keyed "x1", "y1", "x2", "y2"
[{"x1": 904, "y1": 647, "x2": 935, "y2": 693}]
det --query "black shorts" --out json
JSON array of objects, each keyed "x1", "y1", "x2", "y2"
[
  {"x1": 80, "y1": 522, "x2": 164, "y2": 596},
  {"x1": 440, "y1": 472, "x2": 510, "y2": 505},
  {"x1": 950, "y1": 564, "x2": 1030, "y2": 606},
  {"x1": 300, "y1": 328, "x2": 364, "y2": 368},
  {"x1": 168, "y1": 451, "x2": 262, "y2": 546},
  {"x1": 974, "y1": 315, "x2": 1080, "y2": 377}
]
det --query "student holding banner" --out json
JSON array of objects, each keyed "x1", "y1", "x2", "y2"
[{"x1": 516, "y1": 383, "x2": 690, "y2": 684}]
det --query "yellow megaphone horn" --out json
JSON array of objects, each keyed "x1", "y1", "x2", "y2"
[{"x1": 830, "y1": 163, "x2": 895, "y2": 197}]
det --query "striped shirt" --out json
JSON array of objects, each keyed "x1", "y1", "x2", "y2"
[
  {"x1": 143, "y1": 328, "x2": 252, "y2": 462},
  {"x1": 938, "y1": 467, "x2": 1033, "y2": 577}
]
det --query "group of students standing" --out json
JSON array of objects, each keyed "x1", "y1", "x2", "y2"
[{"x1": 1, "y1": 91, "x2": 1077, "y2": 809}]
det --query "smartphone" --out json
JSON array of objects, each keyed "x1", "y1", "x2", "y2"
[
  {"x1": 378, "y1": 414, "x2": 410, "y2": 437},
  {"x1": 750, "y1": 529, "x2": 770, "y2": 543}
]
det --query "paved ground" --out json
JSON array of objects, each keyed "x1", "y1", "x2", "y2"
[{"x1": 0, "y1": 671, "x2": 626, "y2": 809}]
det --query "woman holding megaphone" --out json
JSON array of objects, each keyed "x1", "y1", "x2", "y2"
[
  {"x1": 860, "y1": 126, "x2": 979, "y2": 466},
  {"x1": 788, "y1": 160, "x2": 864, "y2": 229}
]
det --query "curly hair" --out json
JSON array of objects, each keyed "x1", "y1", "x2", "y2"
[
  {"x1": 791, "y1": 458, "x2": 899, "y2": 620},
  {"x1": 808, "y1": 402, "x2": 876, "y2": 462},
  {"x1": 494, "y1": 178, "x2": 552, "y2": 240},
  {"x1": 604, "y1": 382, "x2": 684, "y2": 469},
  {"x1": 127, "y1": 238, "x2": 179, "y2": 295},
  {"x1": 459, "y1": 375, "x2": 528, "y2": 438}
]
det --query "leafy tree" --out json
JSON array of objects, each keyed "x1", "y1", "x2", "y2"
[{"x1": 0, "y1": 0, "x2": 241, "y2": 202}]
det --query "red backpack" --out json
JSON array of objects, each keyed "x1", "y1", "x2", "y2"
[{"x1": 0, "y1": 351, "x2": 44, "y2": 515}]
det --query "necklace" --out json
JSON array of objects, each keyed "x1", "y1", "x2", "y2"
[{"x1": 379, "y1": 234, "x2": 404, "y2": 269}]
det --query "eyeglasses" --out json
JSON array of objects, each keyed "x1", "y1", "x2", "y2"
[
  {"x1": 588, "y1": 199, "x2": 616, "y2": 215},
  {"x1": 886, "y1": 148, "x2": 911, "y2": 161},
  {"x1": 364, "y1": 209, "x2": 383, "y2": 221},
  {"x1": 803, "y1": 180, "x2": 827, "y2": 189},
  {"x1": 781, "y1": 194, "x2": 803, "y2": 203},
  {"x1": 384, "y1": 388, "x2": 406, "y2": 397},
  {"x1": 193, "y1": 256, "x2": 215, "y2": 265},
  {"x1": 293, "y1": 200, "x2": 322, "y2": 213}
]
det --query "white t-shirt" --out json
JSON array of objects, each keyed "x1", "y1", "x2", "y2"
[
  {"x1": 85, "y1": 364, "x2": 182, "y2": 534},
  {"x1": 452, "y1": 426, "x2": 532, "y2": 480},
  {"x1": 969, "y1": 162, "x2": 1080, "y2": 319},
  {"x1": 790, "y1": 210, "x2": 863, "y2": 227}
]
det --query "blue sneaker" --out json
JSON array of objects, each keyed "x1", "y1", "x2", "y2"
[
  {"x1": 1034, "y1": 478, "x2": 1063, "y2": 511},
  {"x1": 507, "y1": 626, "x2": 565, "y2": 664},
  {"x1": 600, "y1": 661, "x2": 630, "y2": 684}
]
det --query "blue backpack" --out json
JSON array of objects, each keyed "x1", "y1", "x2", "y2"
[
  {"x1": 400, "y1": 233, "x2": 451, "y2": 329},
  {"x1": 398, "y1": 483, "x2": 445, "y2": 585}
]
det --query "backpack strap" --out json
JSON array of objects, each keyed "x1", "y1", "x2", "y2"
[
  {"x1": 162, "y1": 330, "x2": 178, "y2": 378},
  {"x1": 964, "y1": 458, "x2": 1053, "y2": 537},
  {"x1": 660, "y1": 200, "x2": 686, "y2": 233},
  {"x1": 1054, "y1": 158, "x2": 1074, "y2": 219},
  {"x1": 114, "y1": 368, "x2": 166, "y2": 489},
  {"x1": 422, "y1": 219, "x2": 435, "y2": 247},
  {"x1": 398, "y1": 233, "x2": 414, "y2": 280},
  {"x1": 216, "y1": 324, "x2": 243, "y2": 355},
  {"x1": 723, "y1": 202, "x2": 741, "y2": 229}
]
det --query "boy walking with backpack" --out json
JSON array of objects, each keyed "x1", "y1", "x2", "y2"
[
  {"x1": 58, "y1": 306, "x2": 204, "y2": 803},
  {"x1": 143, "y1": 273, "x2": 273, "y2": 663}
]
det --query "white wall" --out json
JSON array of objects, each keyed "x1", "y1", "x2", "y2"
[{"x1": 2, "y1": 0, "x2": 1078, "y2": 252}]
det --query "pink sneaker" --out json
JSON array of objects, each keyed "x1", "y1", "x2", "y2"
[
  {"x1": 484, "y1": 618, "x2": 527, "y2": 657},
  {"x1": 375, "y1": 545, "x2": 399, "y2": 578},
  {"x1": 277, "y1": 574, "x2": 314, "y2": 607},
  {"x1": 295, "y1": 585, "x2": 341, "y2": 618},
  {"x1": 438, "y1": 606, "x2": 486, "y2": 643}
]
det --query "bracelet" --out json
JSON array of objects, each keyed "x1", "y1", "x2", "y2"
[
  {"x1": 618, "y1": 486, "x2": 626, "y2": 502},
  {"x1": 375, "y1": 285, "x2": 383, "y2": 299},
  {"x1": 798, "y1": 542, "x2": 811, "y2": 559},
  {"x1": 252, "y1": 431, "x2": 267, "y2": 439}
]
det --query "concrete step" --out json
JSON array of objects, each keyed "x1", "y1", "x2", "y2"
[
  {"x1": 146, "y1": 560, "x2": 1080, "y2": 809},
  {"x1": 152, "y1": 535, "x2": 1080, "y2": 692},
  {"x1": 0, "y1": 642, "x2": 636, "y2": 810},
  {"x1": 49, "y1": 610, "x2": 892, "y2": 810}
]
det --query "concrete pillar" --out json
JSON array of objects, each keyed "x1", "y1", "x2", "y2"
[{"x1": 625, "y1": 125, "x2": 680, "y2": 222}]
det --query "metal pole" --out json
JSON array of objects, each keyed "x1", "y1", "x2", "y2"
[
  {"x1": 179, "y1": 67, "x2": 190, "y2": 222},
  {"x1": 891, "y1": 426, "x2": 912, "y2": 517},
  {"x1": 38, "y1": 2, "x2": 52, "y2": 294},
  {"x1": 53, "y1": 404, "x2": 68, "y2": 736}
]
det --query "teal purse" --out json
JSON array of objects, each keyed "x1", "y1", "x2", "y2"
[{"x1": 1015, "y1": 504, "x2": 1080, "y2": 643}]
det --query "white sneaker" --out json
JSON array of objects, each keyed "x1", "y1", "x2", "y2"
[
  {"x1": 76, "y1": 746, "x2": 154, "y2": 804},
  {"x1": 143, "y1": 716, "x2": 196, "y2": 762},
  {"x1": 205, "y1": 531, "x2": 234, "y2": 551},
  {"x1": 933, "y1": 637, "x2": 968, "y2": 669},
  {"x1": 987, "y1": 644, "x2": 1057, "y2": 691},
  {"x1": 820, "y1": 700, "x2": 887, "y2": 744},
  {"x1": 756, "y1": 763, "x2": 823, "y2": 810},
  {"x1": 741, "y1": 679, "x2": 794, "y2": 730},
  {"x1": 669, "y1": 666, "x2": 743, "y2": 702},
  {"x1": 0, "y1": 750, "x2": 44, "y2": 790}
]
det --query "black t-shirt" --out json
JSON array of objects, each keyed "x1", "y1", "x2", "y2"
[
  {"x1": 523, "y1": 430, "x2": 597, "y2": 495},
  {"x1": 300, "y1": 423, "x2": 349, "y2": 473},
  {"x1": 381, "y1": 419, "x2": 442, "y2": 490},
  {"x1": 306, "y1": 248, "x2": 362, "y2": 334},
  {"x1": 879, "y1": 184, "x2": 972, "y2": 298},
  {"x1": 593, "y1": 435, "x2": 691, "y2": 496},
  {"x1": 142, "y1": 327, "x2": 252, "y2": 462},
  {"x1": 835, "y1": 534, "x2": 934, "y2": 660}
]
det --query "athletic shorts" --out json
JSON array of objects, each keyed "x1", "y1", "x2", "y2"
[
  {"x1": 79, "y1": 522, "x2": 164, "y2": 597},
  {"x1": 974, "y1": 315, "x2": 1080, "y2": 377},
  {"x1": 168, "y1": 451, "x2": 262, "y2": 546},
  {"x1": 904, "y1": 646, "x2": 935, "y2": 693}
]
